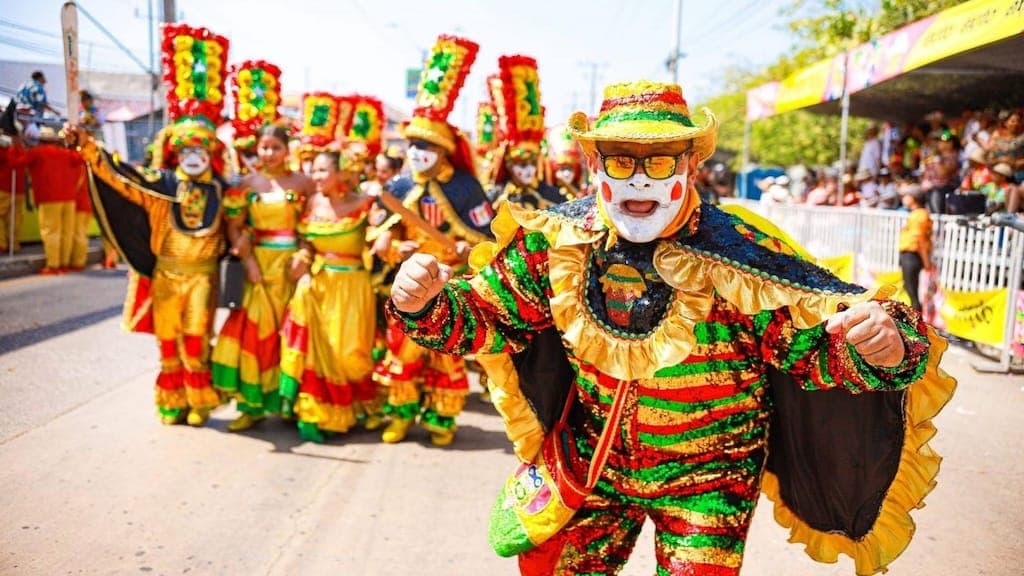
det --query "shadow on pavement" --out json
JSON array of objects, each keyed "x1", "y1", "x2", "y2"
[
  {"x1": 208, "y1": 412, "x2": 513, "y2": 456},
  {"x1": 0, "y1": 304, "x2": 123, "y2": 355}
]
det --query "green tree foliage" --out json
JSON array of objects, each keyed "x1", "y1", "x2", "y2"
[{"x1": 700, "y1": 0, "x2": 965, "y2": 169}]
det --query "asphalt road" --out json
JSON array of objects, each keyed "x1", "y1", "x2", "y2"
[{"x1": 1, "y1": 269, "x2": 1021, "y2": 575}]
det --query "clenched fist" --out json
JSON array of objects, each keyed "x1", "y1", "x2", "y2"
[
  {"x1": 824, "y1": 301, "x2": 905, "y2": 368},
  {"x1": 391, "y1": 253, "x2": 453, "y2": 314}
]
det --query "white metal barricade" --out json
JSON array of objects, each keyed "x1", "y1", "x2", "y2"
[{"x1": 723, "y1": 199, "x2": 1024, "y2": 371}]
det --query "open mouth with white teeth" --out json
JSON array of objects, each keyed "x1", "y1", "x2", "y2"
[{"x1": 620, "y1": 200, "x2": 661, "y2": 216}]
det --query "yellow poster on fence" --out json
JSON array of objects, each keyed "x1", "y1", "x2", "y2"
[
  {"x1": 939, "y1": 287, "x2": 1008, "y2": 346},
  {"x1": 819, "y1": 253, "x2": 855, "y2": 283},
  {"x1": 870, "y1": 269, "x2": 910, "y2": 306}
]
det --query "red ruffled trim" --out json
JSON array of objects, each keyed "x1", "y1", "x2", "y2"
[{"x1": 299, "y1": 370, "x2": 354, "y2": 407}]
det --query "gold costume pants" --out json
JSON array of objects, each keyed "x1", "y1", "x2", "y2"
[
  {"x1": 37, "y1": 201, "x2": 75, "y2": 269},
  {"x1": 0, "y1": 190, "x2": 25, "y2": 252},
  {"x1": 70, "y1": 212, "x2": 91, "y2": 268},
  {"x1": 152, "y1": 264, "x2": 221, "y2": 413}
]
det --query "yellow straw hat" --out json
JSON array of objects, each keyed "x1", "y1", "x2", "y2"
[{"x1": 568, "y1": 80, "x2": 717, "y2": 162}]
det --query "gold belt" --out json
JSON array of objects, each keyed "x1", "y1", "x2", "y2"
[{"x1": 154, "y1": 257, "x2": 219, "y2": 275}]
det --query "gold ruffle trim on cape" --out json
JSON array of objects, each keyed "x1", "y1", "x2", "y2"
[
  {"x1": 474, "y1": 353, "x2": 544, "y2": 461},
  {"x1": 761, "y1": 327, "x2": 956, "y2": 575}
]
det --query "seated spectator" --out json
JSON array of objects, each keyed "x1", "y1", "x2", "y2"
[
  {"x1": 856, "y1": 169, "x2": 879, "y2": 207},
  {"x1": 805, "y1": 172, "x2": 837, "y2": 205},
  {"x1": 984, "y1": 163, "x2": 1015, "y2": 214},
  {"x1": 761, "y1": 174, "x2": 793, "y2": 204},
  {"x1": 876, "y1": 168, "x2": 900, "y2": 209},
  {"x1": 987, "y1": 110, "x2": 1024, "y2": 184},
  {"x1": 841, "y1": 173, "x2": 860, "y2": 206},
  {"x1": 920, "y1": 130, "x2": 959, "y2": 213},
  {"x1": 960, "y1": 148, "x2": 992, "y2": 192}
]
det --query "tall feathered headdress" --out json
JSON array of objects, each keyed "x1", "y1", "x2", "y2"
[
  {"x1": 229, "y1": 59, "x2": 282, "y2": 150},
  {"x1": 160, "y1": 23, "x2": 228, "y2": 159},
  {"x1": 403, "y1": 34, "x2": 478, "y2": 173}
]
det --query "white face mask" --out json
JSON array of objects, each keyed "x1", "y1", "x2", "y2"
[
  {"x1": 179, "y1": 147, "x2": 211, "y2": 177},
  {"x1": 599, "y1": 162, "x2": 689, "y2": 243},
  {"x1": 555, "y1": 167, "x2": 575, "y2": 184},
  {"x1": 407, "y1": 147, "x2": 439, "y2": 174},
  {"x1": 510, "y1": 164, "x2": 537, "y2": 185}
]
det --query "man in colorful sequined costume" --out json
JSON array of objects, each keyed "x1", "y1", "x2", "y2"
[
  {"x1": 387, "y1": 81, "x2": 954, "y2": 575},
  {"x1": 371, "y1": 34, "x2": 495, "y2": 447},
  {"x1": 67, "y1": 24, "x2": 232, "y2": 427},
  {"x1": 486, "y1": 57, "x2": 565, "y2": 211}
]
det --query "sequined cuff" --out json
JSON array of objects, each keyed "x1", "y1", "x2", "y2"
[{"x1": 830, "y1": 300, "x2": 931, "y2": 392}]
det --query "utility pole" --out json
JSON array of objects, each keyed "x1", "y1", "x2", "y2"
[
  {"x1": 579, "y1": 61, "x2": 604, "y2": 115},
  {"x1": 162, "y1": 0, "x2": 175, "y2": 23},
  {"x1": 666, "y1": 0, "x2": 684, "y2": 83},
  {"x1": 147, "y1": 0, "x2": 156, "y2": 141}
]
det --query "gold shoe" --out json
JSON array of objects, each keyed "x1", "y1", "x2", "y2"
[
  {"x1": 227, "y1": 413, "x2": 263, "y2": 432},
  {"x1": 363, "y1": 414, "x2": 384, "y2": 431},
  {"x1": 160, "y1": 413, "x2": 185, "y2": 425},
  {"x1": 429, "y1": 427, "x2": 456, "y2": 447},
  {"x1": 381, "y1": 418, "x2": 413, "y2": 444},
  {"x1": 186, "y1": 408, "x2": 212, "y2": 427}
]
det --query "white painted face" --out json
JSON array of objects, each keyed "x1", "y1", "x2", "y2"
[
  {"x1": 555, "y1": 167, "x2": 575, "y2": 184},
  {"x1": 510, "y1": 164, "x2": 537, "y2": 186},
  {"x1": 407, "y1": 147, "x2": 439, "y2": 174},
  {"x1": 179, "y1": 147, "x2": 211, "y2": 177},
  {"x1": 598, "y1": 157, "x2": 690, "y2": 243}
]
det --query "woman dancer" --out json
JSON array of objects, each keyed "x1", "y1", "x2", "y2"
[
  {"x1": 279, "y1": 151, "x2": 379, "y2": 443},
  {"x1": 212, "y1": 124, "x2": 314, "y2": 431}
]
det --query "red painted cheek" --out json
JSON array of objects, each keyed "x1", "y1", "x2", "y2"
[
  {"x1": 669, "y1": 181, "x2": 683, "y2": 201},
  {"x1": 601, "y1": 181, "x2": 613, "y2": 202}
]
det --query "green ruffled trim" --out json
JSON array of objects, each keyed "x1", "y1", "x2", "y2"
[
  {"x1": 420, "y1": 408, "x2": 455, "y2": 431},
  {"x1": 297, "y1": 421, "x2": 326, "y2": 443},
  {"x1": 158, "y1": 407, "x2": 184, "y2": 418},
  {"x1": 278, "y1": 374, "x2": 299, "y2": 418},
  {"x1": 383, "y1": 402, "x2": 420, "y2": 420}
]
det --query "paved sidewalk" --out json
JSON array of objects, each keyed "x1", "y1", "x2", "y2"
[{"x1": 0, "y1": 239, "x2": 104, "y2": 280}]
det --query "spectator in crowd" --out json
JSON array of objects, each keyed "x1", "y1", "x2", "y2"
[
  {"x1": 897, "y1": 184, "x2": 933, "y2": 312},
  {"x1": 760, "y1": 174, "x2": 793, "y2": 204},
  {"x1": 962, "y1": 111, "x2": 994, "y2": 171},
  {"x1": 920, "y1": 130, "x2": 959, "y2": 213},
  {"x1": 858, "y1": 125, "x2": 882, "y2": 177},
  {"x1": 985, "y1": 163, "x2": 1016, "y2": 214},
  {"x1": 877, "y1": 168, "x2": 899, "y2": 209},
  {"x1": 987, "y1": 110, "x2": 1023, "y2": 184},
  {"x1": 856, "y1": 168, "x2": 879, "y2": 207},
  {"x1": 15, "y1": 71, "x2": 59, "y2": 118},
  {"x1": 805, "y1": 171, "x2": 836, "y2": 205},
  {"x1": 897, "y1": 123, "x2": 926, "y2": 175},
  {"x1": 841, "y1": 172, "x2": 860, "y2": 206},
  {"x1": 960, "y1": 148, "x2": 992, "y2": 192},
  {"x1": 79, "y1": 90, "x2": 103, "y2": 132}
]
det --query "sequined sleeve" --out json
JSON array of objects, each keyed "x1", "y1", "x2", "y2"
[
  {"x1": 386, "y1": 228, "x2": 553, "y2": 355},
  {"x1": 77, "y1": 137, "x2": 162, "y2": 209},
  {"x1": 757, "y1": 300, "x2": 930, "y2": 393},
  {"x1": 223, "y1": 188, "x2": 249, "y2": 220}
]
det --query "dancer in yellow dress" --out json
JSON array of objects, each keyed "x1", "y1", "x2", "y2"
[
  {"x1": 212, "y1": 124, "x2": 314, "y2": 431},
  {"x1": 280, "y1": 150, "x2": 378, "y2": 443}
]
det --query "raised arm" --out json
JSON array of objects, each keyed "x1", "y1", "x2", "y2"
[
  {"x1": 386, "y1": 227, "x2": 553, "y2": 356},
  {"x1": 758, "y1": 300, "x2": 930, "y2": 393},
  {"x1": 69, "y1": 127, "x2": 164, "y2": 209}
]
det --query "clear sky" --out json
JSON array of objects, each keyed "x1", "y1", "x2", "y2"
[{"x1": 1, "y1": 0, "x2": 795, "y2": 129}]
